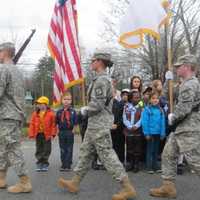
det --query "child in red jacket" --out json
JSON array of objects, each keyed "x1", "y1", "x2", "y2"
[{"x1": 29, "y1": 96, "x2": 57, "y2": 172}]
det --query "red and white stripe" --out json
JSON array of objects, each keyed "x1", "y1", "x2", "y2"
[{"x1": 48, "y1": 0, "x2": 83, "y2": 105}]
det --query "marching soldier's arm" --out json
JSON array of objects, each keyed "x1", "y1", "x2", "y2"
[
  {"x1": 0, "y1": 67, "x2": 8, "y2": 99},
  {"x1": 87, "y1": 79, "x2": 109, "y2": 117},
  {"x1": 173, "y1": 83, "x2": 197, "y2": 122}
]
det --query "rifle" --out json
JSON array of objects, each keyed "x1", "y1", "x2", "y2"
[{"x1": 13, "y1": 29, "x2": 36, "y2": 64}]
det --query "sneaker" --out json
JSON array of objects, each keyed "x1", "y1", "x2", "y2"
[
  {"x1": 59, "y1": 167, "x2": 71, "y2": 172},
  {"x1": 155, "y1": 169, "x2": 162, "y2": 173},
  {"x1": 59, "y1": 167, "x2": 66, "y2": 172},
  {"x1": 41, "y1": 164, "x2": 49, "y2": 172},
  {"x1": 147, "y1": 170, "x2": 154, "y2": 174},
  {"x1": 35, "y1": 164, "x2": 42, "y2": 172}
]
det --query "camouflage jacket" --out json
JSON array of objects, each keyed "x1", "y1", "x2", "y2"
[
  {"x1": 86, "y1": 71, "x2": 114, "y2": 133},
  {"x1": 173, "y1": 76, "x2": 200, "y2": 134},
  {"x1": 0, "y1": 64, "x2": 25, "y2": 122}
]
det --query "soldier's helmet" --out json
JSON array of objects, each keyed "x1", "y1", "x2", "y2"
[
  {"x1": 174, "y1": 54, "x2": 198, "y2": 68},
  {"x1": 91, "y1": 52, "x2": 113, "y2": 68},
  {"x1": 0, "y1": 42, "x2": 15, "y2": 52},
  {"x1": 36, "y1": 96, "x2": 49, "y2": 105}
]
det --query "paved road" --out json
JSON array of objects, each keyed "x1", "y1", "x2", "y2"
[{"x1": 0, "y1": 136, "x2": 199, "y2": 200}]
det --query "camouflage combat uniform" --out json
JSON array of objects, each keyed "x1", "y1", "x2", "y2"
[
  {"x1": 0, "y1": 63, "x2": 28, "y2": 176},
  {"x1": 74, "y1": 71, "x2": 127, "y2": 181},
  {"x1": 162, "y1": 75, "x2": 200, "y2": 180}
]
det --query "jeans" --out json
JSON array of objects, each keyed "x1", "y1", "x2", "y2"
[
  {"x1": 146, "y1": 135, "x2": 160, "y2": 171},
  {"x1": 58, "y1": 130, "x2": 74, "y2": 168},
  {"x1": 35, "y1": 133, "x2": 51, "y2": 166}
]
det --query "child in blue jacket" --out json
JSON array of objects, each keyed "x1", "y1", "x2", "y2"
[{"x1": 141, "y1": 92, "x2": 166, "y2": 173}]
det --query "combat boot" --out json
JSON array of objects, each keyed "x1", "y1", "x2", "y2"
[
  {"x1": 0, "y1": 170, "x2": 7, "y2": 188},
  {"x1": 7, "y1": 175, "x2": 32, "y2": 193},
  {"x1": 58, "y1": 175, "x2": 81, "y2": 193},
  {"x1": 112, "y1": 176, "x2": 137, "y2": 200},
  {"x1": 150, "y1": 180, "x2": 176, "y2": 198}
]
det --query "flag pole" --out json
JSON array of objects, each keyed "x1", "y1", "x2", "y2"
[
  {"x1": 166, "y1": 3, "x2": 174, "y2": 113},
  {"x1": 81, "y1": 80, "x2": 86, "y2": 106},
  {"x1": 74, "y1": 1, "x2": 86, "y2": 106},
  {"x1": 168, "y1": 50, "x2": 173, "y2": 113}
]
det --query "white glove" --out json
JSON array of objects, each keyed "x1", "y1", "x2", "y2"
[
  {"x1": 168, "y1": 113, "x2": 175, "y2": 125},
  {"x1": 81, "y1": 106, "x2": 89, "y2": 116},
  {"x1": 165, "y1": 70, "x2": 174, "y2": 81}
]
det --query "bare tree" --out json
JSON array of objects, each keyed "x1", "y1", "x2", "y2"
[
  {"x1": 177, "y1": 0, "x2": 200, "y2": 54},
  {"x1": 100, "y1": 0, "x2": 200, "y2": 80}
]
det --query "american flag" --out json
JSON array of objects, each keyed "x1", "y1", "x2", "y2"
[{"x1": 48, "y1": 0, "x2": 83, "y2": 105}]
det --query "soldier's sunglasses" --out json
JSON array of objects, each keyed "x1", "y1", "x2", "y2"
[
  {"x1": 91, "y1": 59, "x2": 97, "y2": 63},
  {"x1": 91, "y1": 59, "x2": 100, "y2": 64}
]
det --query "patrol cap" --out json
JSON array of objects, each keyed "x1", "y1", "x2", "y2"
[
  {"x1": 36, "y1": 96, "x2": 49, "y2": 105},
  {"x1": 91, "y1": 52, "x2": 113, "y2": 67},
  {"x1": 174, "y1": 54, "x2": 198, "y2": 67},
  {"x1": 0, "y1": 42, "x2": 15, "y2": 51}
]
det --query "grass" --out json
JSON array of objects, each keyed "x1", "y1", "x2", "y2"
[{"x1": 22, "y1": 127, "x2": 28, "y2": 137}]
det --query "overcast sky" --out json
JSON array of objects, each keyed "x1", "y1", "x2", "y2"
[{"x1": 0, "y1": 0, "x2": 105, "y2": 69}]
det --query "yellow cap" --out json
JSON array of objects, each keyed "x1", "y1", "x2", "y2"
[{"x1": 36, "y1": 96, "x2": 49, "y2": 105}]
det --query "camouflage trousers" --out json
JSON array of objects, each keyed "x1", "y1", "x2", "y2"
[
  {"x1": 74, "y1": 129, "x2": 127, "y2": 181},
  {"x1": 161, "y1": 131, "x2": 200, "y2": 180},
  {"x1": 0, "y1": 120, "x2": 28, "y2": 176}
]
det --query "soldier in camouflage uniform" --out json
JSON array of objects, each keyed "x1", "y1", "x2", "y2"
[
  {"x1": 0, "y1": 42, "x2": 32, "y2": 193},
  {"x1": 150, "y1": 55, "x2": 200, "y2": 198},
  {"x1": 58, "y1": 52, "x2": 136, "y2": 200}
]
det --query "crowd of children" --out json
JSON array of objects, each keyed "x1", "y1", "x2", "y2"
[
  {"x1": 28, "y1": 92, "x2": 78, "y2": 172},
  {"x1": 111, "y1": 76, "x2": 170, "y2": 174},
  {"x1": 28, "y1": 75, "x2": 184, "y2": 175}
]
